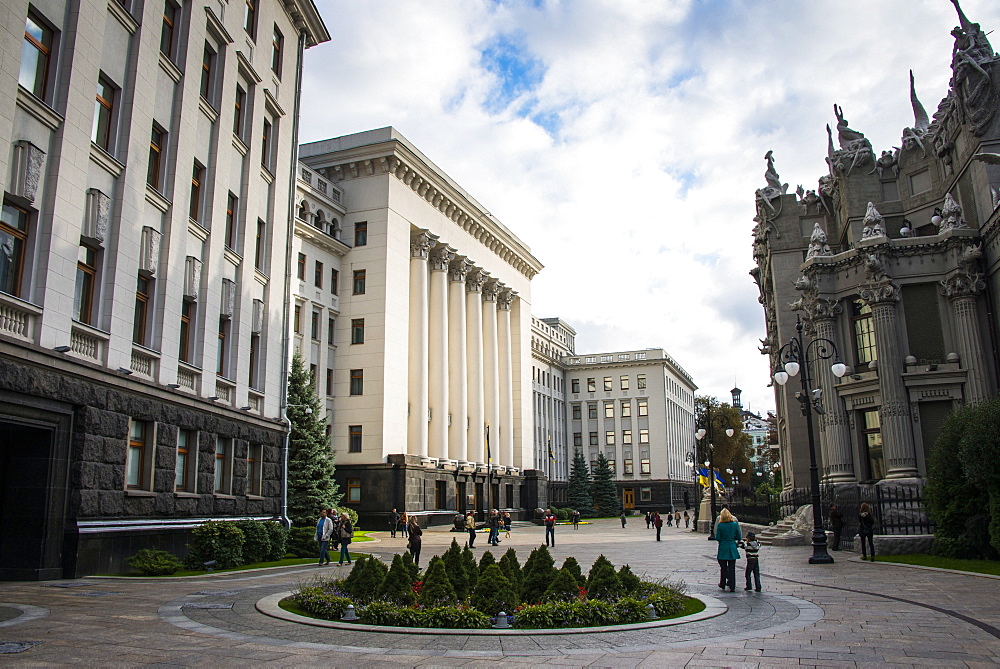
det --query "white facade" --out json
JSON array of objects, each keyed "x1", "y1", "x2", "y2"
[{"x1": 531, "y1": 316, "x2": 576, "y2": 482}]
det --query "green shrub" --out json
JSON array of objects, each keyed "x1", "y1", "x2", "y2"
[
  {"x1": 261, "y1": 521, "x2": 289, "y2": 561},
  {"x1": 377, "y1": 554, "x2": 416, "y2": 605},
  {"x1": 617, "y1": 564, "x2": 642, "y2": 595},
  {"x1": 520, "y1": 545, "x2": 556, "y2": 604},
  {"x1": 420, "y1": 557, "x2": 457, "y2": 607},
  {"x1": 288, "y1": 587, "x2": 353, "y2": 620},
  {"x1": 543, "y1": 567, "x2": 582, "y2": 602},
  {"x1": 288, "y1": 525, "x2": 319, "y2": 558},
  {"x1": 561, "y1": 556, "x2": 586, "y2": 587},
  {"x1": 126, "y1": 548, "x2": 183, "y2": 576},
  {"x1": 612, "y1": 597, "x2": 650, "y2": 623},
  {"x1": 442, "y1": 538, "x2": 469, "y2": 600},
  {"x1": 555, "y1": 508, "x2": 569, "y2": 521},
  {"x1": 420, "y1": 606, "x2": 490, "y2": 629},
  {"x1": 234, "y1": 520, "x2": 271, "y2": 564},
  {"x1": 498, "y1": 548, "x2": 521, "y2": 589},
  {"x1": 471, "y1": 564, "x2": 518, "y2": 616},
  {"x1": 184, "y1": 520, "x2": 245, "y2": 569},
  {"x1": 586, "y1": 555, "x2": 621, "y2": 600},
  {"x1": 359, "y1": 601, "x2": 421, "y2": 627},
  {"x1": 334, "y1": 506, "x2": 359, "y2": 528},
  {"x1": 478, "y1": 550, "x2": 496, "y2": 571},
  {"x1": 513, "y1": 599, "x2": 620, "y2": 628},
  {"x1": 646, "y1": 590, "x2": 687, "y2": 617},
  {"x1": 401, "y1": 551, "x2": 420, "y2": 583},
  {"x1": 340, "y1": 555, "x2": 388, "y2": 603},
  {"x1": 461, "y1": 546, "x2": 479, "y2": 590}
]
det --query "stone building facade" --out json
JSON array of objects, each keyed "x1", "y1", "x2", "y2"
[
  {"x1": 0, "y1": 0, "x2": 328, "y2": 578},
  {"x1": 530, "y1": 316, "x2": 575, "y2": 506},
  {"x1": 752, "y1": 3, "x2": 1000, "y2": 494}
]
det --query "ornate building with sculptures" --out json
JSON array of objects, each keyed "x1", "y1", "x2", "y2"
[{"x1": 752, "y1": 1, "x2": 1000, "y2": 497}]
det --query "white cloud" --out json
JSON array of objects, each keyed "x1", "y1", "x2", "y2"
[{"x1": 300, "y1": 0, "x2": 1000, "y2": 413}]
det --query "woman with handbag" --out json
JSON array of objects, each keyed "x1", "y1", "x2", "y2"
[
  {"x1": 337, "y1": 512, "x2": 353, "y2": 565},
  {"x1": 407, "y1": 517, "x2": 423, "y2": 566}
]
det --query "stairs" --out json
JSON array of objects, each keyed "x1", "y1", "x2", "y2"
[{"x1": 755, "y1": 516, "x2": 801, "y2": 546}]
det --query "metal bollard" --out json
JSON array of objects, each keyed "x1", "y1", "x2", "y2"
[
  {"x1": 492, "y1": 610, "x2": 510, "y2": 629},
  {"x1": 646, "y1": 603, "x2": 657, "y2": 620},
  {"x1": 341, "y1": 604, "x2": 358, "y2": 621}
]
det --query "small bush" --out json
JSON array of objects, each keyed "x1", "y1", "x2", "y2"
[
  {"x1": 617, "y1": 564, "x2": 642, "y2": 595},
  {"x1": 562, "y1": 556, "x2": 586, "y2": 587},
  {"x1": 184, "y1": 520, "x2": 245, "y2": 569},
  {"x1": 471, "y1": 564, "x2": 518, "y2": 616},
  {"x1": 359, "y1": 601, "x2": 421, "y2": 627},
  {"x1": 461, "y1": 546, "x2": 479, "y2": 590},
  {"x1": 341, "y1": 555, "x2": 388, "y2": 603},
  {"x1": 401, "y1": 551, "x2": 420, "y2": 583},
  {"x1": 612, "y1": 597, "x2": 650, "y2": 623},
  {"x1": 288, "y1": 525, "x2": 319, "y2": 558},
  {"x1": 234, "y1": 520, "x2": 271, "y2": 564},
  {"x1": 520, "y1": 545, "x2": 556, "y2": 604},
  {"x1": 335, "y1": 506, "x2": 359, "y2": 528},
  {"x1": 543, "y1": 567, "x2": 583, "y2": 603},
  {"x1": 442, "y1": 539, "x2": 469, "y2": 600},
  {"x1": 586, "y1": 555, "x2": 621, "y2": 600},
  {"x1": 420, "y1": 557, "x2": 457, "y2": 607},
  {"x1": 420, "y1": 605, "x2": 490, "y2": 629},
  {"x1": 288, "y1": 587, "x2": 353, "y2": 620},
  {"x1": 555, "y1": 508, "x2": 569, "y2": 521},
  {"x1": 479, "y1": 550, "x2": 496, "y2": 571},
  {"x1": 513, "y1": 600, "x2": 619, "y2": 628},
  {"x1": 261, "y1": 521, "x2": 289, "y2": 561},
  {"x1": 126, "y1": 549, "x2": 182, "y2": 576},
  {"x1": 377, "y1": 554, "x2": 416, "y2": 605}
]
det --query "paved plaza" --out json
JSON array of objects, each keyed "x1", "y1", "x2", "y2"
[{"x1": 1, "y1": 518, "x2": 999, "y2": 667}]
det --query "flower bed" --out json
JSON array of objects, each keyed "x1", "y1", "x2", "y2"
[{"x1": 283, "y1": 542, "x2": 699, "y2": 629}]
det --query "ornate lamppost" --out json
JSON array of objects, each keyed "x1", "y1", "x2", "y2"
[
  {"x1": 772, "y1": 315, "x2": 846, "y2": 564},
  {"x1": 695, "y1": 406, "x2": 734, "y2": 541}
]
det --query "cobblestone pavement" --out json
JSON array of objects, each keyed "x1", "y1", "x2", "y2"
[{"x1": 1, "y1": 519, "x2": 999, "y2": 667}]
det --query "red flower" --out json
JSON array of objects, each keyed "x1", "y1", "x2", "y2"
[{"x1": 577, "y1": 586, "x2": 588, "y2": 601}]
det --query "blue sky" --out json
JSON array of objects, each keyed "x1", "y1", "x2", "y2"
[{"x1": 300, "y1": 0, "x2": 1000, "y2": 414}]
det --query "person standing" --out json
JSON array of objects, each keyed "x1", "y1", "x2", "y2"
[
  {"x1": 858, "y1": 502, "x2": 876, "y2": 561},
  {"x1": 544, "y1": 509, "x2": 557, "y2": 546},
  {"x1": 315, "y1": 509, "x2": 333, "y2": 565},
  {"x1": 645, "y1": 511, "x2": 652, "y2": 529},
  {"x1": 829, "y1": 504, "x2": 844, "y2": 551},
  {"x1": 389, "y1": 508, "x2": 400, "y2": 539},
  {"x1": 465, "y1": 511, "x2": 477, "y2": 548},
  {"x1": 653, "y1": 512, "x2": 663, "y2": 541},
  {"x1": 337, "y1": 512, "x2": 354, "y2": 566},
  {"x1": 571, "y1": 509, "x2": 580, "y2": 530},
  {"x1": 674, "y1": 510, "x2": 682, "y2": 528},
  {"x1": 327, "y1": 508, "x2": 340, "y2": 555},
  {"x1": 715, "y1": 508, "x2": 742, "y2": 592},
  {"x1": 620, "y1": 510, "x2": 627, "y2": 528},
  {"x1": 400, "y1": 511, "x2": 409, "y2": 538},
  {"x1": 666, "y1": 511, "x2": 673, "y2": 527},
  {"x1": 503, "y1": 511, "x2": 512, "y2": 538},
  {"x1": 488, "y1": 509, "x2": 501, "y2": 546},
  {"x1": 683, "y1": 510, "x2": 690, "y2": 528},
  {"x1": 407, "y1": 517, "x2": 423, "y2": 566},
  {"x1": 739, "y1": 532, "x2": 762, "y2": 591}
]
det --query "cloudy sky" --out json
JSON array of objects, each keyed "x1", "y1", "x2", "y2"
[{"x1": 299, "y1": 0, "x2": 1000, "y2": 414}]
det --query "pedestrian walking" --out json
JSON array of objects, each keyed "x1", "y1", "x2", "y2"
[
  {"x1": 715, "y1": 508, "x2": 742, "y2": 592},
  {"x1": 683, "y1": 510, "x2": 690, "y2": 528},
  {"x1": 620, "y1": 510, "x2": 627, "y2": 528},
  {"x1": 858, "y1": 502, "x2": 876, "y2": 561},
  {"x1": 389, "y1": 508, "x2": 400, "y2": 538},
  {"x1": 571, "y1": 509, "x2": 580, "y2": 530},
  {"x1": 400, "y1": 511, "x2": 409, "y2": 538},
  {"x1": 407, "y1": 517, "x2": 423, "y2": 566},
  {"x1": 544, "y1": 508, "x2": 557, "y2": 546},
  {"x1": 739, "y1": 532, "x2": 762, "y2": 591},
  {"x1": 674, "y1": 510, "x2": 682, "y2": 528},
  {"x1": 829, "y1": 503, "x2": 844, "y2": 551},
  {"x1": 328, "y1": 508, "x2": 340, "y2": 554},
  {"x1": 645, "y1": 511, "x2": 652, "y2": 529},
  {"x1": 503, "y1": 511, "x2": 512, "y2": 538},
  {"x1": 465, "y1": 511, "x2": 477, "y2": 548},
  {"x1": 488, "y1": 509, "x2": 501, "y2": 546},
  {"x1": 337, "y1": 512, "x2": 353, "y2": 566},
  {"x1": 315, "y1": 509, "x2": 333, "y2": 565},
  {"x1": 666, "y1": 511, "x2": 673, "y2": 527},
  {"x1": 653, "y1": 512, "x2": 663, "y2": 541}
]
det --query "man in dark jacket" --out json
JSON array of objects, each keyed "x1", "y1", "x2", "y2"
[
  {"x1": 654, "y1": 512, "x2": 663, "y2": 541},
  {"x1": 829, "y1": 504, "x2": 844, "y2": 551}
]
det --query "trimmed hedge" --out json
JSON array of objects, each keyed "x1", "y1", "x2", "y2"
[
  {"x1": 513, "y1": 598, "x2": 649, "y2": 628},
  {"x1": 126, "y1": 549, "x2": 183, "y2": 576},
  {"x1": 184, "y1": 520, "x2": 245, "y2": 569},
  {"x1": 359, "y1": 603, "x2": 489, "y2": 629},
  {"x1": 289, "y1": 587, "x2": 353, "y2": 620}
]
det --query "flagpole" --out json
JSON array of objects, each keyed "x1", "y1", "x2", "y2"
[{"x1": 486, "y1": 424, "x2": 493, "y2": 514}]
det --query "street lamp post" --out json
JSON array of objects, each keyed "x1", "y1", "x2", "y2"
[
  {"x1": 695, "y1": 405, "x2": 734, "y2": 541},
  {"x1": 772, "y1": 315, "x2": 847, "y2": 565}
]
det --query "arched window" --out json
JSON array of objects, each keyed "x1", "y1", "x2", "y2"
[
  {"x1": 314, "y1": 209, "x2": 325, "y2": 230},
  {"x1": 297, "y1": 200, "x2": 309, "y2": 220}
]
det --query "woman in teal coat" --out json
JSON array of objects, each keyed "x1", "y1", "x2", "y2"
[{"x1": 715, "y1": 507, "x2": 742, "y2": 592}]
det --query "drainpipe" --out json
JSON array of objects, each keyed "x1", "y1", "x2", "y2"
[{"x1": 279, "y1": 30, "x2": 308, "y2": 529}]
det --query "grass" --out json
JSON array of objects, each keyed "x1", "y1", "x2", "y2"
[{"x1": 874, "y1": 554, "x2": 1000, "y2": 576}]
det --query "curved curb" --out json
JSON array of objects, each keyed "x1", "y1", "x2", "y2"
[
  {"x1": 254, "y1": 591, "x2": 725, "y2": 635},
  {"x1": 0, "y1": 603, "x2": 50, "y2": 628},
  {"x1": 848, "y1": 556, "x2": 1000, "y2": 580},
  {"x1": 87, "y1": 552, "x2": 378, "y2": 581}
]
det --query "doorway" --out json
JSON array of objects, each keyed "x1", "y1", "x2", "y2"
[{"x1": 623, "y1": 488, "x2": 635, "y2": 509}]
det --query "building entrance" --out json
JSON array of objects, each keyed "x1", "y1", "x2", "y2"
[{"x1": 623, "y1": 488, "x2": 635, "y2": 509}]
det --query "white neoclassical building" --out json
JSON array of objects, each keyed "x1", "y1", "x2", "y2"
[
  {"x1": 297, "y1": 128, "x2": 544, "y2": 525},
  {"x1": 530, "y1": 316, "x2": 576, "y2": 503}
]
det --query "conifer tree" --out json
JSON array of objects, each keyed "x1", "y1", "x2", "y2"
[
  {"x1": 401, "y1": 551, "x2": 420, "y2": 583},
  {"x1": 543, "y1": 567, "x2": 583, "y2": 602},
  {"x1": 498, "y1": 548, "x2": 521, "y2": 590},
  {"x1": 419, "y1": 556, "x2": 457, "y2": 607},
  {"x1": 567, "y1": 449, "x2": 594, "y2": 515},
  {"x1": 478, "y1": 550, "x2": 496, "y2": 571},
  {"x1": 461, "y1": 545, "x2": 479, "y2": 590},
  {"x1": 589, "y1": 452, "x2": 619, "y2": 515},
  {"x1": 520, "y1": 545, "x2": 556, "y2": 604},
  {"x1": 377, "y1": 554, "x2": 416, "y2": 605},
  {"x1": 562, "y1": 556, "x2": 586, "y2": 588},
  {"x1": 587, "y1": 554, "x2": 622, "y2": 600},
  {"x1": 617, "y1": 564, "x2": 642, "y2": 595},
  {"x1": 286, "y1": 351, "x2": 340, "y2": 527},
  {"x1": 442, "y1": 538, "x2": 469, "y2": 600},
  {"x1": 470, "y1": 564, "x2": 518, "y2": 616}
]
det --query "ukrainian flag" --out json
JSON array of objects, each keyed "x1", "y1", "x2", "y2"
[{"x1": 698, "y1": 468, "x2": 726, "y2": 492}]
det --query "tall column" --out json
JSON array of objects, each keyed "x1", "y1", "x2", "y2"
[
  {"x1": 942, "y1": 273, "x2": 991, "y2": 405},
  {"x1": 466, "y1": 268, "x2": 488, "y2": 464},
  {"x1": 428, "y1": 245, "x2": 454, "y2": 460},
  {"x1": 811, "y1": 300, "x2": 856, "y2": 483},
  {"x1": 408, "y1": 231, "x2": 436, "y2": 459},
  {"x1": 482, "y1": 280, "x2": 501, "y2": 463},
  {"x1": 497, "y1": 287, "x2": 516, "y2": 467},
  {"x1": 448, "y1": 257, "x2": 472, "y2": 463},
  {"x1": 860, "y1": 282, "x2": 917, "y2": 478}
]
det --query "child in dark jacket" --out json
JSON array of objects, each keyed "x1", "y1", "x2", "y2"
[{"x1": 739, "y1": 532, "x2": 762, "y2": 591}]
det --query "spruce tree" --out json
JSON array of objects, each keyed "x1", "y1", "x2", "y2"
[
  {"x1": 286, "y1": 351, "x2": 341, "y2": 527},
  {"x1": 543, "y1": 567, "x2": 583, "y2": 602},
  {"x1": 498, "y1": 548, "x2": 521, "y2": 590},
  {"x1": 420, "y1": 556, "x2": 457, "y2": 607},
  {"x1": 587, "y1": 554, "x2": 622, "y2": 600},
  {"x1": 442, "y1": 538, "x2": 469, "y2": 600},
  {"x1": 461, "y1": 545, "x2": 479, "y2": 590},
  {"x1": 589, "y1": 452, "x2": 619, "y2": 515},
  {"x1": 470, "y1": 564, "x2": 518, "y2": 616},
  {"x1": 562, "y1": 556, "x2": 586, "y2": 588},
  {"x1": 520, "y1": 545, "x2": 556, "y2": 604},
  {"x1": 401, "y1": 551, "x2": 420, "y2": 583},
  {"x1": 617, "y1": 564, "x2": 642, "y2": 595},
  {"x1": 567, "y1": 449, "x2": 594, "y2": 515},
  {"x1": 377, "y1": 554, "x2": 416, "y2": 605},
  {"x1": 478, "y1": 550, "x2": 496, "y2": 571}
]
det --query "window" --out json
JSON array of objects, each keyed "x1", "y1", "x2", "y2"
[
  {"x1": 354, "y1": 221, "x2": 367, "y2": 246},
  {"x1": 74, "y1": 245, "x2": 98, "y2": 324},
  {"x1": 216, "y1": 317, "x2": 230, "y2": 376},
  {"x1": 620, "y1": 375, "x2": 629, "y2": 391},
  {"x1": 330, "y1": 268, "x2": 339, "y2": 295},
  {"x1": 350, "y1": 369, "x2": 363, "y2": 395},
  {"x1": 621, "y1": 400, "x2": 631, "y2": 418},
  {"x1": 243, "y1": 0, "x2": 257, "y2": 37},
  {"x1": 178, "y1": 300, "x2": 194, "y2": 363},
  {"x1": 571, "y1": 379, "x2": 579, "y2": 393},
  {"x1": 133, "y1": 275, "x2": 151, "y2": 345},
  {"x1": 852, "y1": 299, "x2": 878, "y2": 365},
  {"x1": 349, "y1": 425, "x2": 362, "y2": 452},
  {"x1": 292, "y1": 305, "x2": 301, "y2": 333},
  {"x1": 587, "y1": 403, "x2": 597, "y2": 419},
  {"x1": 861, "y1": 409, "x2": 885, "y2": 480},
  {"x1": 639, "y1": 428, "x2": 649, "y2": 444},
  {"x1": 309, "y1": 364, "x2": 317, "y2": 388},
  {"x1": 601, "y1": 355, "x2": 612, "y2": 363},
  {"x1": 147, "y1": 125, "x2": 165, "y2": 190},
  {"x1": 270, "y1": 25, "x2": 283, "y2": 76},
  {"x1": 587, "y1": 378, "x2": 596, "y2": 392},
  {"x1": 622, "y1": 429, "x2": 632, "y2": 445},
  {"x1": 589, "y1": 432, "x2": 598, "y2": 446},
  {"x1": 573, "y1": 432, "x2": 582, "y2": 447},
  {"x1": 635, "y1": 352, "x2": 646, "y2": 360},
  {"x1": 607, "y1": 459, "x2": 615, "y2": 473},
  {"x1": 353, "y1": 269, "x2": 366, "y2": 295},
  {"x1": 618, "y1": 354, "x2": 629, "y2": 361},
  {"x1": 254, "y1": 220, "x2": 266, "y2": 270},
  {"x1": 591, "y1": 460, "x2": 598, "y2": 470},
  {"x1": 640, "y1": 486, "x2": 651, "y2": 501},
  {"x1": 176, "y1": 429, "x2": 196, "y2": 492},
  {"x1": 247, "y1": 443, "x2": 262, "y2": 496},
  {"x1": 571, "y1": 404, "x2": 581, "y2": 420},
  {"x1": 233, "y1": 85, "x2": 246, "y2": 139},
  {"x1": 327, "y1": 316, "x2": 336, "y2": 344},
  {"x1": 261, "y1": 119, "x2": 272, "y2": 170},
  {"x1": 624, "y1": 459, "x2": 634, "y2": 475},
  {"x1": 603, "y1": 377, "x2": 612, "y2": 391},
  {"x1": 314, "y1": 260, "x2": 323, "y2": 288},
  {"x1": 605, "y1": 431, "x2": 615, "y2": 445},
  {"x1": 200, "y1": 43, "x2": 216, "y2": 103},
  {"x1": 160, "y1": 0, "x2": 178, "y2": 59},
  {"x1": 637, "y1": 374, "x2": 646, "y2": 390},
  {"x1": 640, "y1": 459, "x2": 651, "y2": 474},
  {"x1": 351, "y1": 318, "x2": 365, "y2": 344},
  {"x1": 347, "y1": 478, "x2": 361, "y2": 502},
  {"x1": 20, "y1": 12, "x2": 53, "y2": 100},
  {"x1": 604, "y1": 402, "x2": 614, "y2": 418},
  {"x1": 189, "y1": 162, "x2": 204, "y2": 222},
  {"x1": 310, "y1": 310, "x2": 320, "y2": 340},
  {"x1": 127, "y1": 420, "x2": 152, "y2": 490},
  {"x1": 248, "y1": 333, "x2": 260, "y2": 389},
  {"x1": 326, "y1": 368, "x2": 333, "y2": 396},
  {"x1": 0, "y1": 202, "x2": 28, "y2": 298},
  {"x1": 214, "y1": 437, "x2": 231, "y2": 494},
  {"x1": 296, "y1": 253, "x2": 306, "y2": 280},
  {"x1": 225, "y1": 193, "x2": 239, "y2": 249},
  {"x1": 92, "y1": 76, "x2": 116, "y2": 151},
  {"x1": 638, "y1": 399, "x2": 648, "y2": 417}
]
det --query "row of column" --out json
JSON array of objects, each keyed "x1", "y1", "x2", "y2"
[{"x1": 408, "y1": 230, "x2": 517, "y2": 468}]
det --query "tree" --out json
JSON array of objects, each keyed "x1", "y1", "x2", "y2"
[
  {"x1": 478, "y1": 550, "x2": 496, "y2": 571},
  {"x1": 286, "y1": 351, "x2": 340, "y2": 527},
  {"x1": 471, "y1": 564, "x2": 518, "y2": 615},
  {"x1": 419, "y1": 556, "x2": 457, "y2": 607},
  {"x1": 377, "y1": 554, "x2": 416, "y2": 605},
  {"x1": 461, "y1": 545, "x2": 479, "y2": 591},
  {"x1": 695, "y1": 396, "x2": 753, "y2": 491},
  {"x1": 520, "y1": 545, "x2": 556, "y2": 604},
  {"x1": 586, "y1": 554, "x2": 621, "y2": 600},
  {"x1": 498, "y1": 548, "x2": 521, "y2": 590},
  {"x1": 567, "y1": 449, "x2": 594, "y2": 514},
  {"x1": 442, "y1": 538, "x2": 469, "y2": 600},
  {"x1": 589, "y1": 453, "x2": 618, "y2": 514},
  {"x1": 561, "y1": 556, "x2": 586, "y2": 588},
  {"x1": 542, "y1": 567, "x2": 582, "y2": 602}
]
